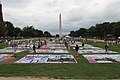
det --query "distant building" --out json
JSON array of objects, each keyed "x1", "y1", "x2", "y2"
[{"x1": 0, "y1": 1, "x2": 3, "y2": 22}]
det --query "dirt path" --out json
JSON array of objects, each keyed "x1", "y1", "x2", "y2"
[
  {"x1": 0, "y1": 77, "x2": 119, "y2": 80},
  {"x1": 0, "y1": 57, "x2": 16, "y2": 64},
  {"x1": 88, "y1": 39, "x2": 105, "y2": 42}
]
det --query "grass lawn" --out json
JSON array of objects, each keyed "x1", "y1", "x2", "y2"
[
  {"x1": 0, "y1": 42, "x2": 120, "y2": 79},
  {"x1": 85, "y1": 40, "x2": 120, "y2": 53},
  {"x1": 0, "y1": 43, "x2": 8, "y2": 49}
]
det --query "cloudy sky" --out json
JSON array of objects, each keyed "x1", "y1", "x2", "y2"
[{"x1": 2, "y1": 0, "x2": 120, "y2": 35}]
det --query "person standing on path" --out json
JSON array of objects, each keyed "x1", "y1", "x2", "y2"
[
  {"x1": 65, "y1": 41, "x2": 68, "y2": 49},
  {"x1": 105, "y1": 43, "x2": 109, "y2": 53},
  {"x1": 82, "y1": 42, "x2": 84, "y2": 47},
  {"x1": 33, "y1": 44, "x2": 36, "y2": 53},
  {"x1": 75, "y1": 45, "x2": 79, "y2": 56}
]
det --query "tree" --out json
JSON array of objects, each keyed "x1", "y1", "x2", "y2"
[
  {"x1": 69, "y1": 21, "x2": 120, "y2": 39},
  {"x1": 34, "y1": 29, "x2": 44, "y2": 37},
  {"x1": 69, "y1": 28, "x2": 87, "y2": 37},
  {"x1": 21, "y1": 26, "x2": 35, "y2": 37},
  {"x1": 44, "y1": 31, "x2": 52, "y2": 37},
  {"x1": 112, "y1": 26, "x2": 120, "y2": 38},
  {"x1": 5, "y1": 21, "x2": 15, "y2": 37},
  {"x1": 0, "y1": 22, "x2": 5, "y2": 37},
  {"x1": 14, "y1": 27, "x2": 21, "y2": 37},
  {"x1": 1, "y1": 21, "x2": 53, "y2": 38},
  {"x1": 69, "y1": 31, "x2": 75, "y2": 37},
  {"x1": 21, "y1": 26, "x2": 46, "y2": 38},
  {"x1": 77, "y1": 28, "x2": 87, "y2": 37},
  {"x1": 56, "y1": 34, "x2": 60, "y2": 37},
  {"x1": 88, "y1": 26, "x2": 96, "y2": 37}
]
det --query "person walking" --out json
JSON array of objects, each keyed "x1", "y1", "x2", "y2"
[
  {"x1": 82, "y1": 42, "x2": 84, "y2": 47},
  {"x1": 75, "y1": 45, "x2": 79, "y2": 56},
  {"x1": 33, "y1": 44, "x2": 36, "y2": 53},
  {"x1": 65, "y1": 41, "x2": 68, "y2": 49},
  {"x1": 38, "y1": 43, "x2": 40, "y2": 49},
  {"x1": 105, "y1": 43, "x2": 109, "y2": 53}
]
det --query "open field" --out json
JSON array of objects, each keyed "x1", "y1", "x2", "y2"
[
  {"x1": 0, "y1": 43, "x2": 8, "y2": 49},
  {"x1": 85, "y1": 40, "x2": 120, "y2": 53},
  {"x1": 0, "y1": 41, "x2": 120, "y2": 79}
]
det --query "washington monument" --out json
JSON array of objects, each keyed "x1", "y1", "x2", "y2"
[{"x1": 59, "y1": 13, "x2": 62, "y2": 37}]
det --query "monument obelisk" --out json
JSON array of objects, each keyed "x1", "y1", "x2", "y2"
[
  {"x1": 0, "y1": 0, "x2": 3, "y2": 22},
  {"x1": 59, "y1": 13, "x2": 62, "y2": 37}
]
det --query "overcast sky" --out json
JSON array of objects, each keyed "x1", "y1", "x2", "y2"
[{"x1": 2, "y1": 0, "x2": 120, "y2": 35}]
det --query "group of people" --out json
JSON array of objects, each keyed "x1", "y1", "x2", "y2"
[
  {"x1": 33, "y1": 40, "x2": 47, "y2": 53},
  {"x1": 75, "y1": 41, "x2": 110, "y2": 56},
  {"x1": 7, "y1": 37, "x2": 111, "y2": 58},
  {"x1": 8, "y1": 40, "x2": 42, "y2": 55}
]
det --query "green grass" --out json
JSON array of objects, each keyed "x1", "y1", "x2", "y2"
[
  {"x1": 14, "y1": 51, "x2": 28, "y2": 60},
  {"x1": 0, "y1": 54, "x2": 120, "y2": 79},
  {"x1": 85, "y1": 40, "x2": 120, "y2": 53},
  {"x1": 0, "y1": 43, "x2": 8, "y2": 49},
  {"x1": 0, "y1": 42, "x2": 120, "y2": 79}
]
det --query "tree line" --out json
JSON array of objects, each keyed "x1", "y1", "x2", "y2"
[
  {"x1": 1, "y1": 21, "x2": 120, "y2": 39},
  {"x1": 69, "y1": 21, "x2": 120, "y2": 39},
  {"x1": 0, "y1": 21, "x2": 52, "y2": 38}
]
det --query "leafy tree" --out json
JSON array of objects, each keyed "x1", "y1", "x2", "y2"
[
  {"x1": 112, "y1": 26, "x2": 120, "y2": 38},
  {"x1": 69, "y1": 21, "x2": 120, "y2": 39},
  {"x1": 69, "y1": 28, "x2": 87, "y2": 37},
  {"x1": 21, "y1": 26, "x2": 46, "y2": 38},
  {"x1": 44, "y1": 31, "x2": 52, "y2": 37},
  {"x1": 34, "y1": 29, "x2": 44, "y2": 37},
  {"x1": 77, "y1": 28, "x2": 87, "y2": 37},
  {"x1": 21, "y1": 26, "x2": 35, "y2": 37},
  {"x1": 14, "y1": 27, "x2": 21, "y2": 37},
  {"x1": 5, "y1": 21, "x2": 15, "y2": 37},
  {"x1": 56, "y1": 34, "x2": 60, "y2": 37},
  {"x1": 88, "y1": 26, "x2": 96, "y2": 37},
  {"x1": 0, "y1": 22, "x2": 5, "y2": 37},
  {"x1": 69, "y1": 31, "x2": 75, "y2": 37}
]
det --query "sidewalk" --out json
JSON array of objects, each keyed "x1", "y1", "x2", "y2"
[{"x1": 88, "y1": 39, "x2": 105, "y2": 42}]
